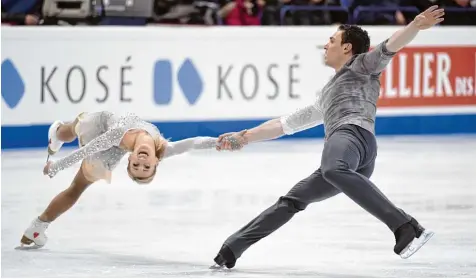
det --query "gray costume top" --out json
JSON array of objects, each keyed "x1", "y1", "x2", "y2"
[
  {"x1": 280, "y1": 39, "x2": 395, "y2": 138},
  {"x1": 47, "y1": 112, "x2": 217, "y2": 178}
]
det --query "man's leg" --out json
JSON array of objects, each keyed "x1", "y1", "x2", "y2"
[
  {"x1": 214, "y1": 168, "x2": 341, "y2": 268},
  {"x1": 320, "y1": 126, "x2": 410, "y2": 232},
  {"x1": 320, "y1": 125, "x2": 430, "y2": 256},
  {"x1": 357, "y1": 160, "x2": 411, "y2": 221}
]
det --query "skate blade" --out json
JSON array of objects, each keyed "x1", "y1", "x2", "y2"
[
  {"x1": 15, "y1": 244, "x2": 44, "y2": 250},
  {"x1": 16, "y1": 235, "x2": 44, "y2": 250},
  {"x1": 399, "y1": 229, "x2": 434, "y2": 259},
  {"x1": 209, "y1": 264, "x2": 229, "y2": 270}
]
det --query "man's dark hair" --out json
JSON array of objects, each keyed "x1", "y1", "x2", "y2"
[{"x1": 338, "y1": 24, "x2": 371, "y2": 55}]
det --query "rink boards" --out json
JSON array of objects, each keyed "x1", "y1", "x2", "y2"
[{"x1": 1, "y1": 26, "x2": 476, "y2": 149}]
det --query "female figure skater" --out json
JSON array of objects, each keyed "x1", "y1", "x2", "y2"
[{"x1": 18, "y1": 111, "x2": 226, "y2": 249}]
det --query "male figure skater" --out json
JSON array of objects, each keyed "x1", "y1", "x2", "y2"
[{"x1": 212, "y1": 6, "x2": 444, "y2": 268}]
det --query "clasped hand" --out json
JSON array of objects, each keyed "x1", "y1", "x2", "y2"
[{"x1": 216, "y1": 130, "x2": 248, "y2": 151}]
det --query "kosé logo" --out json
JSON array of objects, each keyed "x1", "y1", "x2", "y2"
[
  {"x1": 153, "y1": 58, "x2": 203, "y2": 106},
  {"x1": 2, "y1": 59, "x2": 25, "y2": 109}
]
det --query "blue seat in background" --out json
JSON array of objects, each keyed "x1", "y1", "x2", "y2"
[
  {"x1": 2, "y1": 0, "x2": 39, "y2": 13},
  {"x1": 99, "y1": 17, "x2": 147, "y2": 25}
]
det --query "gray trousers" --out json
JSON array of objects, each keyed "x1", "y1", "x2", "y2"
[{"x1": 224, "y1": 124, "x2": 412, "y2": 260}]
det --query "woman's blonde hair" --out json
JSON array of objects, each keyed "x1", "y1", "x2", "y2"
[{"x1": 127, "y1": 136, "x2": 168, "y2": 184}]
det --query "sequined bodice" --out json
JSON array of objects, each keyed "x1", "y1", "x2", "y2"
[
  {"x1": 48, "y1": 112, "x2": 162, "y2": 177},
  {"x1": 47, "y1": 112, "x2": 218, "y2": 179}
]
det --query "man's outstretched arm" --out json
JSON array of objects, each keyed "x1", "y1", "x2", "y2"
[
  {"x1": 352, "y1": 5, "x2": 445, "y2": 75},
  {"x1": 386, "y1": 5, "x2": 444, "y2": 52},
  {"x1": 217, "y1": 103, "x2": 324, "y2": 150}
]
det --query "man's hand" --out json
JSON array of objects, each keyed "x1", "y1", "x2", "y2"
[
  {"x1": 216, "y1": 130, "x2": 248, "y2": 151},
  {"x1": 412, "y1": 5, "x2": 444, "y2": 30}
]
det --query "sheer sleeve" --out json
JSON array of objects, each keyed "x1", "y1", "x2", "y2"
[
  {"x1": 47, "y1": 127, "x2": 125, "y2": 178},
  {"x1": 163, "y1": 137, "x2": 218, "y2": 158},
  {"x1": 279, "y1": 103, "x2": 324, "y2": 135}
]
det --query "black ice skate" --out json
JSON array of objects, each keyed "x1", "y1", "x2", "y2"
[
  {"x1": 209, "y1": 245, "x2": 236, "y2": 269},
  {"x1": 394, "y1": 218, "x2": 434, "y2": 259}
]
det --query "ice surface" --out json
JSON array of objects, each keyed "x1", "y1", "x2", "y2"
[{"x1": 2, "y1": 136, "x2": 476, "y2": 277}]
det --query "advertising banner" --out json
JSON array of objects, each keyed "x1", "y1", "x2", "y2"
[{"x1": 2, "y1": 26, "x2": 475, "y2": 148}]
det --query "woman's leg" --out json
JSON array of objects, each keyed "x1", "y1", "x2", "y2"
[
  {"x1": 56, "y1": 116, "x2": 81, "y2": 143},
  {"x1": 21, "y1": 162, "x2": 96, "y2": 246},
  {"x1": 39, "y1": 162, "x2": 94, "y2": 222},
  {"x1": 48, "y1": 114, "x2": 84, "y2": 156}
]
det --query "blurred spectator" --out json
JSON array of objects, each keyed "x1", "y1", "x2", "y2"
[
  {"x1": 2, "y1": 0, "x2": 63, "y2": 25},
  {"x1": 399, "y1": 0, "x2": 435, "y2": 22},
  {"x1": 439, "y1": 0, "x2": 476, "y2": 25},
  {"x1": 153, "y1": 0, "x2": 199, "y2": 24},
  {"x1": 218, "y1": 0, "x2": 264, "y2": 25},
  {"x1": 260, "y1": 0, "x2": 280, "y2": 25},
  {"x1": 308, "y1": 0, "x2": 347, "y2": 25},
  {"x1": 152, "y1": 0, "x2": 220, "y2": 24},
  {"x1": 194, "y1": 0, "x2": 221, "y2": 24},
  {"x1": 2, "y1": 0, "x2": 476, "y2": 26},
  {"x1": 350, "y1": 0, "x2": 407, "y2": 25},
  {"x1": 279, "y1": 0, "x2": 346, "y2": 26},
  {"x1": 1, "y1": 0, "x2": 42, "y2": 25},
  {"x1": 280, "y1": 0, "x2": 311, "y2": 25}
]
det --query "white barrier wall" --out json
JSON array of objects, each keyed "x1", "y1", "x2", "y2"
[{"x1": 1, "y1": 26, "x2": 476, "y2": 148}]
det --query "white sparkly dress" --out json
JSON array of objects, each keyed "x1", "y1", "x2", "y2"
[{"x1": 47, "y1": 111, "x2": 218, "y2": 183}]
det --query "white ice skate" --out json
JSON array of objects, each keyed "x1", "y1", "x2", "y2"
[
  {"x1": 399, "y1": 229, "x2": 435, "y2": 259},
  {"x1": 47, "y1": 120, "x2": 64, "y2": 156},
  {"x1": 16, "y1": 218, "x2": 50, "y2": 250}
]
